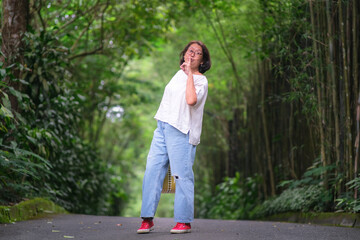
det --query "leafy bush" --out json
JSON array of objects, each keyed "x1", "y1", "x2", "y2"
[
  {"x1": 255, "y1": 185, "x2": 331, "y2": 218},
  {"x1": 252, "y1": 161, "x2": 334, "y2": 218},
  {"x1": 196, "y1": 172, "x2": 262, "y2": 220}
]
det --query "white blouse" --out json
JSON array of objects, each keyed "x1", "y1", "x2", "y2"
[{"x1": 154, "y1": 70, "x2": 208, "y2": 145}]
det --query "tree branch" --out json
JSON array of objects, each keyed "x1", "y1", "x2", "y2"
[
  {"x1": 70, "y1": 19, "x2": 94, "y2": 52},
  {"x1": 37, "y1": 0, "x2": 46, "y2": 31},
  {"x1": 54, "y1": 0, "x2": 101, "y2": 35},
  {"x1": 68, "y1": 0, "x2": 110, "y2": 60},
  {"x1": 68, "y1": 46, "x2": 103, "y2": 60}
]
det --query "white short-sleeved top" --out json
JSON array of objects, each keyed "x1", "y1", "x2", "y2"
[{"x1": 154, "y1": 70, "x2": 208, "y2": 145}]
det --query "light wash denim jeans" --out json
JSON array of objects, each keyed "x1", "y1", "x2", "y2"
[{"x1": 140, "y1": 120, "x2": 196, "y2": 223}]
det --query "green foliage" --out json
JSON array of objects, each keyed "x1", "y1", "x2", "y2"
[
  {"x1": 0, "y1": 31, "x2": 119, "y2": 214},
  {"x1": 255, "y1": 185, "x2": 331, "y2": 218},
  {"x1": 23, "y1": 31, "x2": 122, "y2": 214},
  {"x1": 253, "y1": 161, "x2": 334, "y2": 218},
  {"x1": 259, "y1": 0, "x2": 317, "y2": 116},
  {"x1": 196, "y1": 172, "x2": 262, "y2": 220},
  {"x1": 279, "y1": 161, "x2": 337, "y2": 189},
  {"x1": 335, "y1": 175, "x2": 360, "y2": 213},
  {"x1": 0, "y1": 63, "x2": 52, "y2": 204},
  {"x1": 0, "y1": 144, "x2": 52, "y2": 204}
]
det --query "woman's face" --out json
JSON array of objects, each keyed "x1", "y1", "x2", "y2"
[{"x1": 185, "y1": 43, "x2": 203, "y2": 69}]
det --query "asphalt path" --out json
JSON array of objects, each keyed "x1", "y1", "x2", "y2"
[{"x1": 1, "y1": 214, "x2": 359, "y2": 240}]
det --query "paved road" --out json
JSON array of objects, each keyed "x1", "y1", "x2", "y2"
[{"x1": 1, "y1": 214, "x2": 359, "y2": 240}]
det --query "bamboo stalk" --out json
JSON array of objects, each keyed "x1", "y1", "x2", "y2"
[
  {"x1": 353, "y1": 0, "x2": 359, "y2": 98},
  {"x1": 260, "y1": 59, "x2": 276, "y2": 197},
  {"x1": 253, "y1": 60, "x2": 268, "y2": 198},
  {"x1": 324, "y1": 0, "x2": 341, "y2": 193},
  {"x1": 353, "y1": 0, "x2": 359, "y2": 200},
  {"x1": 289, "y1": 101, "x2": 297, "y2": 179},
  {"x1": 339, "y1": 0, "x2": 353, "y2": 181},
  {"x1": 311, "y1": 0, "x2": 328, "y2": 189},
  {"x1": 355, "y1": 96, "x2": 360, "y2": 200}
]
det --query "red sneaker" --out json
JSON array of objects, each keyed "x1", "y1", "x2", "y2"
[
  {"x1": 137, "y1": 219, "x2": 154, "y2": 234},
  {"x1": 170, "y1": 222, "x2": 191, "y2": 234}
]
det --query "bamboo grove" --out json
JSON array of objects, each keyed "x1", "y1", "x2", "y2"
[{"x1": 196, "y1": 0, "x2": 360, "y2": 213}]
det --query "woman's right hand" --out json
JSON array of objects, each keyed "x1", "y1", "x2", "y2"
[{"x1": 180, "y1": 57, "x2": 192, "y2": 75}]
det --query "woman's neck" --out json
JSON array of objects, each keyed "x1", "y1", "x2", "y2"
[{"x1": 190, "y1": 68, "x2": 201, "y2": 75}]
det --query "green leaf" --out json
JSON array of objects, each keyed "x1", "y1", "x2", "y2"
[
  {"x1": 0, "y1": 105, "x2": 14, "y2": 118},
  {"x1": 8, "y1": 87, "x2": 23, "y2": 101},
  {"x1": 26, "y1": 136, "x2": 37, "y2": 145},
  {"x1": 19, "y1": 79, "x2": 30, "y2": 85},
  {"x1": 0, "y1": 69, "x2": 6, "y2": 77},
  {"x1": 14, "y1": 111, "x2": 27, "y2": 124},
  {"x1": 41, "y1": 77, "x2": 49, "y2": 92}
]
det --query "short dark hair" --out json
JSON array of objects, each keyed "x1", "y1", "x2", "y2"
[{"x1": 179, "y1": 40, "x2": 211, "y2": 74}]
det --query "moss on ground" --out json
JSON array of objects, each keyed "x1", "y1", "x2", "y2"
[
  {"x1": 0, "y1": 198, "x2": 67, "y2": 223},
  {"x1": 263, "y1": 212, "x2": 360, "y2": 228}
]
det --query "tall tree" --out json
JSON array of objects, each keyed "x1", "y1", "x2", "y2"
[{"x1": 1, "y1": 0, "x2": 29, "y2": 112}]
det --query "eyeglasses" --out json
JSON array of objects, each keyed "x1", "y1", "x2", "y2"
[{"x1": 187, "y1": 48, "x2": 203, "y2": 57}]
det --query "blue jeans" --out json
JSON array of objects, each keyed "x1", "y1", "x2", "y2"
[{"x1": 140, "y1": 120, "x2": 196, "y2": 223}]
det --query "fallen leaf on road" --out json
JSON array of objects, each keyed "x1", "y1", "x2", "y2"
[
  {"x1": 117, "y1": 224, "x2": 122, "y2": 226},
  {"x1": 63, "y1": 236, "x2": 75, "y2": 238},
  {"x1": 52, "y1": 230, "x2": 60, "y2": 232}
]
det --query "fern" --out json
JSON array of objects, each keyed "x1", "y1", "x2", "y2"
[{"x1": 0, "y1": 145, "x2": 53, "y2": 204}]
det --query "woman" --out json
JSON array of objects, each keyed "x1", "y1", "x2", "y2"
[{"x1": 137, "y1": 40, "x2": 211, "y2": 234}]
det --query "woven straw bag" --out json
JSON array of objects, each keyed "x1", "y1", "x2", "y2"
[{"x1": 161, "y1": 166, "x2": 176, "y2": 193}]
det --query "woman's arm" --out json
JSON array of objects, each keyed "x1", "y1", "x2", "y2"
[
  {"x1": 181, "y1": 58, "x2": 197, "y2": 106},
  {"x1": 186, "y1": 74, "x2": 197, "y2": 106}
]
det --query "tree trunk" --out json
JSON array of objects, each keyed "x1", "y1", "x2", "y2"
[{"x1": 1, "y1": 0, "x2": 29, "y2": 112}]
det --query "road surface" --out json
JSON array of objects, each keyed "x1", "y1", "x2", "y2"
[{"x1": 1, "y1": 214, "x2": 359, "y2": 240}]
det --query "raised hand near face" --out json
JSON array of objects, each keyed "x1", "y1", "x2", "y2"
[{"x1": 180, "y1": 57, "x2": 192, "y2": 76}]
